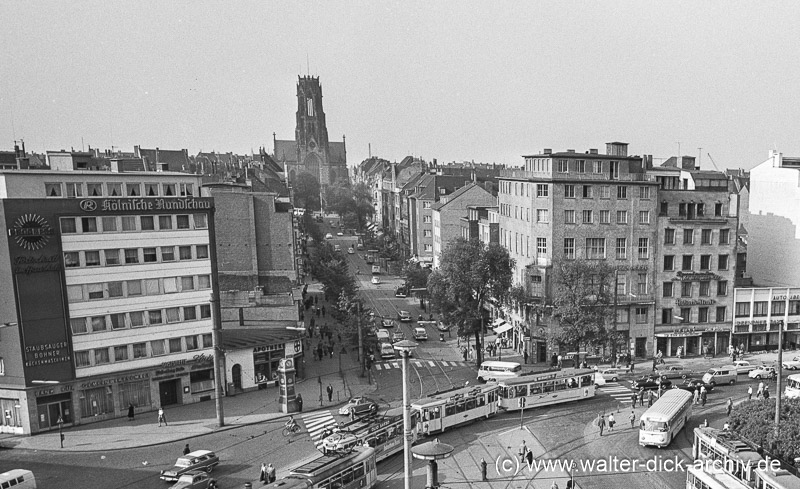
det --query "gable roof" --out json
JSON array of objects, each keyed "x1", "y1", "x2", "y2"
[
  {"x1": 431, "y1": 182, "x2": 491, "y2": 211},
  {"x1": 274, "y1": 140, "x2": 298, "y2": 163}
]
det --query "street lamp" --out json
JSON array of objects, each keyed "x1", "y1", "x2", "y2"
[{"x1": 393, "y1": 339, "x2": 418, "y2": 489}]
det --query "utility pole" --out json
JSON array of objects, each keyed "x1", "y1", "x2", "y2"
[
  {"x1": 208, "y1": 207, "x2": 225, "y2": 427},
  {"x1": 775, "y1": 288, "x2": 788, "y2": 434},
  {"x1": 357, "y1": 301, "x2": 364, "y2": 377},
  {"x1": 612, "y1": 269, "x2": 619, "y2": 366}
]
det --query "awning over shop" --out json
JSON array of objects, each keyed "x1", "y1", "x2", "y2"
[
  {"x1": 494, "y1": 322, "x2": 513, "y2": 334},
  {"x1": 219, "y1": 327, "x2": 304, "y2": 351}
]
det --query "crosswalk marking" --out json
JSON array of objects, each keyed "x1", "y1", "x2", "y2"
[
  {"x1": 600, "y1": 382, "x2": 634, "y2": 403},
  {"x1": 414, "y1": 361, "x2": 423, "y2": 367},
  {"x1": 300, "y1": 411, "x2": 339, "y2": 450},
  {"x1": 428, "y1": 361, "x2": 435, "y2": 367},
  {"x1": 372, "y1": 360, "x2": 470, "y2": 371}
]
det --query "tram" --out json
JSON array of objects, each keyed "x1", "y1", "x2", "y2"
[
  {"x1": 411, "y1": 383, "x2": 499, "y2": 434},
  {"x1": 495, "y1": 368, "x2": 595, "y2": 411},
  {"x1": 266, "y1": 445, "x2": 377, "y2": 489}
]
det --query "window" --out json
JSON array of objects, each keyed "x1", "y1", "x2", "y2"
[
  {"x1": 91, "y1": 316, "x2": 108, "y2": 332},
  {"x1": 75, "y1": 351, "x2": 91, "y2": 367},
  {"x1": 564, "y1": 210, "x2": 575, "y2": 224},
  {"x1": 698, "y1": 307, "x2": 709, "y2": 323},
  {"x1": 67, "y1": 285, "x2": 83, "y2": 302},
  {"x1": 423, "y1": 216, "x2": 431, "y2": 223},
  {"x1": 200, "y1": 304, "x2": 211, "y2": 318},
  {"x1": 753, "y1": 301, "x2": 768, "y2": 317},
  {"x1": 564, "y1": 185, "x2": 575, "y2": 198},
  {"x1": 699, "y1": 255, "x2": 711, "y2": 270},
  {"x1": 586, "y1": 238, "x2": 606, "y2": 259},
  {"x1": 144, "y1": 183, "x2": 159, "y2": 196},
  {"x1": 536, "y1": 209, "x2": 548, "y2": 223},
  {"x1": 617, "y1": 186, "x2": 627, "y2": 199},
  {"x1": 194, "y1": 214, "x2": 208, "y2": 229},
  {"x1": 772, "y1": 300, "x2": 786, "y2": 315},
  {"x1": 203, "y1": 334, "x2": 213, "y2": 348},
  {"x1": 127, "y1": 280, "x2": 142, "y2": 296},
  {"x1": 582, "y1": 210, "x2": 593, "y2": 224},
  {"x1": 699, "y1": 281, "x2": 710, "y2": 296},
  {"x1": 577, "y1": 160, "x2": 586, "y2": 173},
  {"x1": 158, "y1": 215, "x2": 172, "y2": 230},
  {"x1": 423, "y1": 201, "x2": 432, "y2": 209},
  {"x1": 161, "y1": 246, "x2": 175, "y2": 261},
  {"x1": 680, "y1": 308, "x2": 691, "y2": 323},
  {"x1": 110, "y1": 313, "x2": 126, "y2": 329},
  {"x1": 735, "y1": 302, "x2": 750, "y2": 317},
  {"x1": 662, "y1": 308, "x2": 673, "y2": 324},
  {"x1": 60, "y1": 217, "x2": 77, "y2": 233},
  {"x1": 124, "y1": 249, "x2": 139, "y2": 264},
  {"x1": 424, "y1": 244, "x2": 432, "y2": 252},
  {"x1": 114, "y1": 346, "x2": 129, "y2": 362},
  {"x1": 184, "y1": 306, "x2": 197, "y2": 320},
  {"x1": 716, "y1": 306, "x2": 726, "y2": 322},
  {"x1": 107, "y1": 281, "x2": 123, "y2": 298},
  {"x1": 638, "y1": 211, "x2": 650, "y2": 224},
  {"x1": 683, "y1": 229, "x2": 694, "y2": 244},
  {"x1": 180, "y1": 183, "x2": 194, "y2": 197},
  {"x1": 176, "y1": 215, "x2": 190, "y2": 229},
  {"x1": 679, "y1": 203, "x2": 687, "y2": 217},
  {"x1": 181, "y1": 276, "x2": 195, "y2": 291},
  {"x1": 423, "y1": 230, "x2": 432, "y2": 237},
  {"x1": 151, "y1": 340, "x2": 166, "y2": 356},
  {"x1": 100, "y1": 216, "x2": 116, "y2": 232},
  {"x1": 121, "y1": 216, "x2": 136, "y2": 231},
  {"x1": 681, "y1": 282, "x2": 692, "y2": 298},
  {"x1": 143, "y1": 248, "x2": 157, "y2": 263},
  {"x1": 638, "y1": 238, "x2": 649, "y2": 259},
  {"x1": 715, "y1": 203, "x2": 723, "y2": 216},
  {"x1": 636, "y1": 307, "x2": 648, "y2": 323},
  {"x1": 70, "y1": 318, "x2": 88, "y2": 334},
  {"x1": 166, "y1": 307, "x2": 180, "y2": 323},
  {"x1": 169, "y1": 338, "x2": 183, "y2": 353},
  {"x1": 536, "y1": 184, "x2": 548, "y2": 197},
  {"x1": 66, "y1": 182, "x2": 83, "y2": 198},
  {"x1": 697, "y1": 203, "x2": 705, "y2": 217},
  {"x1": 663, "y1": 282, "x2": 673, "y2": 297},
  {"x1": 582, "y1": 185, "x2": 592, "y2": 198},
  {"x1": 664, "y1": 228, "x2": 675, "y2": 245},
  {"x1": 45, "y1": 183, "x2": 62, "y2": 197},
  {"x1": 148, "y1": 310, "x2": 163, "y2": 325},
  {"x1": 599, "y1": 210, "x2": 610, "y2": 224},
  {"x1": 107, "y1": 183, "x2": 122, "y2": 196},
  {"x1": 87, "y1": 283, "x2": 104, "y2": 300},
  {"x1": 558, "y1": 159, "x2": 568, "y2": 172},
  {"x1": 179, "y1": 246, "x2": 192, "y2": 260},
  {"x1": 126, "y1": 183, "x2": 141, "y2": 197},
  {"x1": 140, "y1": 216, "x2": 155, "y2": 231},
  {"x1": 599, "y1": 186, "x2": 610, "y2": 199},
  {"x1": 185, "y1": 336, "x2": 199, "y2": 351},
  {"x1": 133, "y1": 343, "x2": 148, "y2": 359},
  {"x1": 593, "y1": 160, "x2": 602, "y2": 173},
  {"x1": 564, "y1": 238, "x2": 575, "y2": 259},
  {"x1": 663, "y1": 255, "x2": 675, "y2": 271},
  {"x1": 717, "y1": 280, "x2": 728, "y2": 296},
  {"x1": 163, "y1": 277, "x2": 178, "y2": 293},
  {"x1": 87, "y1": 183, "x2": 103, "y2": 196},
  {"x1": 639, "y1": 187, "x2": 651, "y2": 199},
  {"x1": 719, "y1": 229, "x2": 730, "y2": 245},
  {"x1": 718, "y1": 255, "x2": 729, "y2": 270},
  {"x1": 701, "y1": 229, "x2": 712, "y2": 245},
  {"x1": 145, "y1": 279, "x2": 159, "y2": 295},
  {"x1": 81, "y1": 217, "x2": 98, "y2": 233},
  {"x1": 682, "y1": 255, "x2": 693, "y2": 270},
  {"x1": 616, "y1": 210, "x2": 628, "y2": 224},
  {"x1": 64, "y1": 252, "x2": 80, "y2": 268},
  {"x1": 537, "y1": 238, "x2": 547, "y2": 255},
  {"x1": 616, "y1": 238, "x2": 627, "y2": 259},
  {"x1": 637, "y1": 273, "x2": 648, "y2": 294},
  {"x1": 198, "y1": 275, "x2": 211, "y2": 289},
  {"x1": 660, "y1": 201, "x2": 668, "y2": 215},
  {"x1": 129, "y1": 311, "x2": 145, "y2": 327}
]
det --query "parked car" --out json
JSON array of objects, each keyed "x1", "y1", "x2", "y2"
[
  {"x1": 632, "y1": 376, "x2": 672, "y2": 391},
  {"x1": 348, "y1": 247, "x2": 355, "y2": 254},
  {"x1": 413, "y1": 327, "x2": 428, "y2": 341},
  {"x1": 334, "y1": 244, "x2": 341, "y2": 252},
  {"x1": 161, "y1": 450, "x2": 219, "y2": 482},
  {"x1": 325, "y1": 233, "x2": 333, "y2": 240},
  {"x1": 376, "y1": 329, "x2": 391, "y2": 343},
  {"x1": 382, "y1": 319, "x2": 396, "y2": 328},
  {"x1": 732, "y1": 360, "x2": 758, "y2": 374},
  {"x1": 678, "y1": 378, "x2": 715, "y2": 394},
  {"x1": 598, "y1": 368, "x2": 627, "y2": 382},
  {"x1": 168, "y1": 471, "x2": 217, "y2": 489},
  {"x1": 395, "y1": 287, "x2": 408, "y2": 298},
  {"x1": 748, "y1": 365, "x2": 777, "y2": 379},
  {"x1": 379, "y1": 342, "x2": 396, "y2": 360},
  {"x1": 656, "y1": 365, "x2": 693, "y2": 380},
  {"x1": 391, "y1": 330, "x2": 405, "y2": 343},
  {"x1": 782, "y1": 356, "x2": 800, "y2": 370},
  {"x1": 337, "y1": 232, "x2": 344, "y2": 236},
  {"x1": 398, "y1": 311, "x2": 412, "y2": 322},
  {"x1": 371, "y1": 276, "x2": 381, "y2": 284},
  {"x1": 338, "y1": 396, "x2": 379, "y2": 417}
]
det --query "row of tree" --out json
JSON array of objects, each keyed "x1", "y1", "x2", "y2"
[{"x1": 292, "y1": 172, "x2": 374, "y2": 232}]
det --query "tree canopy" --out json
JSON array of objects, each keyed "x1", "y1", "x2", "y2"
[
  {"x1": 729, "y1": 398, "x2": 800, "y2": 462},
  {"x1": 308, "y1": 242, "x2": 358, "y2": 302},
  {"x1": 403, "y1": 261, "x2": 431, "y2": 290},
  {"x1": 325, "y1": 182, "x2": 373, "y2": 230},
  {"x1": 293, "y1": 172, "x2": 321, "y2": 211}
]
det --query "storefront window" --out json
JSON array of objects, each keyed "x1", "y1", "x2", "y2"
[
  {"x1": 1, "y1": 398, "x2": 22, "y2": 428},
  {"x1": 80, "y1": 387, "x2": 113, "y2": 417},
  {"x1": 190, "y1": 370, "x2": 214, "y2": 393},
  {"x1": 118, "y1": 380, "x2": 151, "y2": 408}
]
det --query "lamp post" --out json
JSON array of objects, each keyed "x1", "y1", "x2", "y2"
[{"x1": 394, "y1": 339, "x2": 418, "y2": 489}]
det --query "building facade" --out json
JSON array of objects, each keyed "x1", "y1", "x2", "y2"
[
  {"x1": 431, "y1": 183, "x2": 495, "y2": 268},
  {"x1": 732, "y1": 287, "x2": 800, "y2": 352}
]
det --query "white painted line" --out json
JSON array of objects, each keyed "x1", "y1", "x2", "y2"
[
  {"x1": 428, "y1": 361, "x2": 436, "y2": 367},
  {"x1": 392, "y1": 362, "x2": 400, "y2": 369},
  {"x1": 414, "y1": 362, "x2": 423, "y2": 367},
  {"x1": 374, "y1": 364, "x2": 382, "y2": 370}
]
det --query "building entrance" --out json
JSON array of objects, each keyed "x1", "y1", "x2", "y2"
[
  {"x1": 159, "y1": 379, "x2": 181, "y2": 406},
  {"x1": 36, "y1": 393, "x2": 72, "y2": 431}
]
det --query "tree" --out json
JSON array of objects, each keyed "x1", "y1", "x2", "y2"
[
  {"x1": 293, "y1": 172, "x2": 321, "y2": 211},
  {"x1": 324, "y1": 182, "x2": 374, "y2": 230},
  {"x1": 729, "y1": 398, "x2": 800, "y2": 463},
  {"x1": 549, "y1": 260, "x2": 617, "y2": 354},
  {"x1": 403, "y1": 261, "x2": 431, "y2": 289},
  {"x1": 428, "y1": 238, "x2": 514, "y2": 367},
  {"x1": 307, "y1": 243, "x2": 358, "y2": 302}
]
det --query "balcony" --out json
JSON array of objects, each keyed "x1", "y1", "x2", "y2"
[{"x1": 500, "y1": 169, "x2": 656, "y2": 182}]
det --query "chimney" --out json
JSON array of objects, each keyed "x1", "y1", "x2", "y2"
[
  {"x1": 543, "y1": 148, "x2": 552, "y2": 155},
  {"x1": 14, "y1": 144, "x2": 20, "y2": 158},
  {"x1": 589, "y1": 148, "x2": 598, "y2": 155}
]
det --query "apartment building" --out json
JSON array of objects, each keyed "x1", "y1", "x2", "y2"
[
  {"x1": 732, "y1": 287, "x2": 800, "y2": 352},
  {"x1": 431, "y1": 183, "x2": 495, "y2": 268}
]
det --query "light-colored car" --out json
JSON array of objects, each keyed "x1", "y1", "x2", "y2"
[
  {"x1": 782, "y1": 356, "x2": 800, "y2": 370},
  {"x1": 169, "y1": 471, "x2": 217, "y2": 489},
  {"x1": 599, "y1": 368, "x2": 626, "y2": 382},
  {"x1": 593, "y1": 372, "x2": 607, "y2": 387},
  {"x1": 338, "y1": 396, "x2": 379, "y2": 417},
  {"x1": 380, "y1": 342, "x2": 396, "y2": 360},
  {"x1": 371, "y1": 276, "x2": 381, "y2": 284},
  {"x1": 413, "y1": 327, "x2": 428, "y2": 340},
  {"x1": 161, "y1": 450, "x2": 219, "y2": 482},
  {"x1": 334, "y1": 244, "x2": 341, "y2": 252},
  {"x1": 391, "y1": 330, "x2": 405, "y2": 343},
  {"x1": 748, "y1": 365, "x2": 777, "y2": 379},
  {"x1": 656, "y1": 365, "x2": 693, "y2": 380},
  {"x1": 381, "y1": 319, "x2": 396, "y2": 328},
  {"x1": 376, "y1": 329, "x2": 391, "y2": 343},
  {"x1": 732, "y1": 360, "x2": 758, "y2": 374},
  {"x1": 398, "y1": 311, "x2": 412, "y2": 322},
  {"x1": 325, "y1": 233, "x2": 333, "y2": 239},
  {"x1": 337, "y1": 232, "x2": 344, "y2": 236},
  {"x1": 348, "y1": 247, "x2": 355, "y2": 254}
]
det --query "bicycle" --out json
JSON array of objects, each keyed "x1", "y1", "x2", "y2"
[{"x1": 282, "y1": 422, "x2": 301, "y2": 437}]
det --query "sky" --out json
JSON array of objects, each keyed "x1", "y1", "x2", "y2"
[{"x1": 2, "y1": 1, "x2": 799, "y2": 171}]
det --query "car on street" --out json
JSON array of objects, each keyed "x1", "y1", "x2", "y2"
[
  {"x1": 395, "y1": 286, "x2": 407, "y2": 298},
  {"x1": 655, "y1": 365, "x2": 694, "y2": 380},
  {"x1": 413, "y1": 327, "x2": 428, "y2": 341},
  {"x1": 598, "y1": 368, "x2": 627, "y2": 382},
  {"x1": 632, "y1": 376, "x2": 672, "y2": 391},
  {"x1": 381, "y1": 319, "x2": 396, "y2": 328},
  {"x1": 347, "y1": 247, "x2": 355, "y2": 254},
  {"x1": 337, "y1": 232, "x2": 343, "y2": 236},
  {"x1": 677, "y1": 378, "x2": 715, "y2": 394},
  {"x1": 593, "y1": 372, "x2": 607, "y2": 387},
  {"x1": 168, "y1": 471, "x2": 217, "y2": 489},
  {"x1": 338, "y1": 396, "x2": 379, "y2": 417},
  {"x1": 325, "y1": 233, "x2": 333, "y2": 239},
  {"x1": 748, "y1": 365, "x2": 778, "y2": 379},
  {"x1": 782, "y1": 356, "x2": 800, "y2": 370},
  {"x1": 732, "y1": 360, "x2": 759, "y2": 374},
  {"x1": 371, "y1": 276, "x2": 381, "y2": 284},
  {"x1": 379, "y1": 342, "x2": 396, "y2": 360},
  {"x1": 437, "y1": 322, "x2": 450, "y2": 332},
  {"x1": 391, "y1": 331, "x2": 405, "y2": 343},
  {"x1": 160, "y1": 450, "x2": 219, "y2": 482},
  {"x1": 334, "y1": 244, "x2": 341, "y2": 252},
  {"x1": 357, "y1": 242, "x2": 364, "y2": 250},
  {"x1": 398, "y1": 311, "x2": 412, "y2": 322},
  {"x1": 376, "y1": 329, "x2": 391, "y2": 343}
]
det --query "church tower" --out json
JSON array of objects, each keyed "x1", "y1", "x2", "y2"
[{"x1": 295, "y1": 76, "x2": 330, "y2": 185}]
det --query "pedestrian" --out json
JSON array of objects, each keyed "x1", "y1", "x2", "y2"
[
  {"x1": 693, "y1": 388, "x2": 699, "y2": 405},
  {"x1": 726, "y1": 398, "x2": 733, "y2": 416},
  {"x1": 183, "y1": 443, "x2": 191, "y2": 455},
  {"x1": 630, "y1": 362, "x2": 635, "y2": 374},
  {"x1": 316, "y1": 308, "x2": 320, "y2": 317},
  {"x1": 158, "y1": 407, "x2": 167, "y2": 426},
  {"x1": 127, "y1": 403, "x2": 135, "y2": 421},
  {"x1": 629, "y1": 410, "x2": 636, "y2": 429},
  {"x1": 480, "y1": 458, "x2": 488, "y2": 482},
  {"x1": 260, "y1": 463, "x2": 268, "y2": 484},
  {"x1": 327, "y1": 383, "x2": 334, "y2": 402},
  {"x1": 518, "y1": 440, "x2": 528, "y2": 460},
  {"x1": 297, "y1": 393, "x2": 303, "y2": 412},
  {"x1": 631, "y1": 392, "x2": 637, "y2": 408},
  {"x1": 523, "y1": 350, "x2": 529, "y2": 364},
  {"x1": 747, "y1": 385, "x2": 753, "y2": 400},
  {"x1": 639, "y1": 388, "x2": 645, "y2": 406},
  {"x1": 757, "y1": 381, "x2": 764, "y2": 399},
  {"x1": 526, "y1": 448, "x2": 533, "y2": 466},
  {"x1": 328, "y1": 345, "x2": 334, "y2": 359},
  {"x1": 551, "y1": 481, "x2": 559, "y2": 489},
  {"x1": 647, "y1": 391, "x2": 654, "y2": 407},
  {"x1": 266, "y1": 463, "x2": 276, "y2": 483},
  {"x1": 763, "y1": 386, "x2": 770, "y2": 400},
  {"x1": 557, "y1": 354, "x2": 563, "y2": 369},
  {"x1": 700, "y1": 389, "x2": 707, "y2": 407},
  {"x1": 608, "y1": 413, "x2": 615, "y2": 432},
  {"x1": 597, "y1": 414, "x2": 606, "y2": 436},
  {"x1": 652, "y1": 359, "x2": 657, "y2": 372}
]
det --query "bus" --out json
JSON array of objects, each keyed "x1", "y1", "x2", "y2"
[
  {"x1": 320, "y1": 409, "x2": 418, "y2": 462},
  {"x1": 266, "y1": 445, "x2": 377, "y2": 488},
  {"x1": 495, "y1": 368, "x2": 595, "y2": 411},
  {"x1": 639, "y1": 389, "x2": 693, "y2": 447},
  {"x1": 692, "y1": 426, "x2": 763, "y2": 486},
  {"x1": 477, "y1": 361, "x2": 522, "y2": 382},
  {"x1": 686, "y1": 464, "x2": 751, "y2": 489},
  {"x1": 412, "y1": 384, "x2": 499, "y2": 435},
  {"x1": 0, "y1": 470, "x2": 36, "y2": 489},
  {"x1": 785, "y1": 373, "x2": 800, "y2": 399},
  {"x1": 755, "y1": 466, "x2": 800, "y2": 489}
]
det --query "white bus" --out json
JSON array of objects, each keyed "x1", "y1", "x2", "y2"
[
  {"x1": 495, "y1": 368, "x2": 595, "y2": 411},
  {"x1": 639, "y1": 389, "x2": 693, "y2": 447},
  {"x1": 477, "y1": 361, "x2": 522, "y2": 382},
  {"x1": 0, "y1": 470, "x2": 37, "y2": 489},
  {"x1": 686, "y1": 464, "x2": 750, "y2": 489},
  {"x1": 785, "y1": 373, "x2": 800, "y2": 399}
]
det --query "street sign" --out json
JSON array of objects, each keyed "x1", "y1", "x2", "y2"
[{"x1": 517, "y1": 398, "x2": 526, "y2": 408}]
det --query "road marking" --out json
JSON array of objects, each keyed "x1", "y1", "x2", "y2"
[
  {"x1": 428, "y1": 361, "x2": 436, "y2": 367},
  {"x1": 414, "y1": 361, "x2": 423, "y2": 367},
  {"x1": 391, "y1": 362, "x2": 400, "y2": 369},
  {"x1": 374, "y1": 364, "x2": 382, "y2": 370},
  {"x1": 300, "y1": 411, "x2": 339, "y2": 450}
]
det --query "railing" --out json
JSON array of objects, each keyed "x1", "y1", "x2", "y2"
[{"x1": 499, "y1": 169, "x2": 656, "y2": 182}]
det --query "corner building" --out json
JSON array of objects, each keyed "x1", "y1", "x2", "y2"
[
  {"x1": 497, "y1": 143, "x2": 659, "y2": 362},
  {"x1": 0, "y1": 170, "x2": 218, "y2": 435}
]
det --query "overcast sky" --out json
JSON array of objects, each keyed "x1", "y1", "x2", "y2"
[{"x1": 1, "y1": 1, "x2": 798, "y2": 171}]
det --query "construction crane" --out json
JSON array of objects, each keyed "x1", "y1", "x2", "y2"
[{"x1": 707, "y1": 153, "x2": 721, "y2": 171}]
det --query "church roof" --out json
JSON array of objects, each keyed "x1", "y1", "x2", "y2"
[
  {"x1": 274, "y1": 140, "x2": 298, "y2": 163},
  {"x1": 329, "y1": 142, "x2": 346, "y2": 165}
]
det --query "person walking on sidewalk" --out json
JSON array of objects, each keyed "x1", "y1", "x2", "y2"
[
  {"x1": 638, "y1": 388, "x2": 645, "y2": 406},
  {"x1": 726, "y1": 398, "x2": 733, "y2": 416},
  {"x1": 693, "y1": 388, "x2": 699, "y2": 405},
  {"x1": 631, "y1": 392, "x2": 637, "y2": 408},
  {"x1": 629, "y1": 410, "x2": 636, "y2": 429},
  {"x1": 700, "y1": 387, "x2": 707, "y2": 407},
  {"x1": 757, "y1": 381, "x2": 764, "y2": 399},
  {"x1": 608, "y1": 413, "x2": 615, "y2": 432},
  {"x1": 763, "y1": 386, "x2": 770, "y2": 400},
  {"x1": 748, "y1": 385, "x2": 753, "y2": 400},
  {"x1": 266, "y1": 463, "x2": 276, "y2": 483},
  {"x1": 260, "y1": 463, "x2": 267, "y2": 483},
  {"x1": 158, "y1": 407, "x2": 167, "y2": 427},
  {"x1": 327, "y1": 383, "x2": 334, "y2": 402},
  {"x1": 321, "y1": 306, "x2": 326, "y2": 317},
  {"x1": 183, "y1": 444, "x2": 191, "y2": 455},
  {"x1": 597, "y1": 414, "x2": 606, "y2": 436},
  {"x1": 127, "y1": 403, "x2": 135, "y2": 421},
  {"x1": 297, "y1": 394, "x2": 303, "y2": 412}
]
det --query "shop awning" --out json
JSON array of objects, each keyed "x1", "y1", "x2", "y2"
[
  {"x1": 494, "y1": 322, "x2": 513, "y2": 334},
  {"x1": 219, "y1": 327, "x2": 304, "y2": 351}
]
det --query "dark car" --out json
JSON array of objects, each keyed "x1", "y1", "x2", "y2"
[
  {"x1": 655, "y1": 365, "x2": 694, "y2": 380},
  {"x1": 168, "y1": 471, "x2": 217, "y2": 489},
  {"x1": 677, "y1": 378, "x2": 715, "y2": 394},
  {"x1": 161, "y1": 450, "x2": 219, "y2": 482},
  {"x1": 632, "y1": 376, "x2": 672, "y2": 391},
  {"x1": 338, "y1": 396, "x2": 379, "y2": 417}
]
